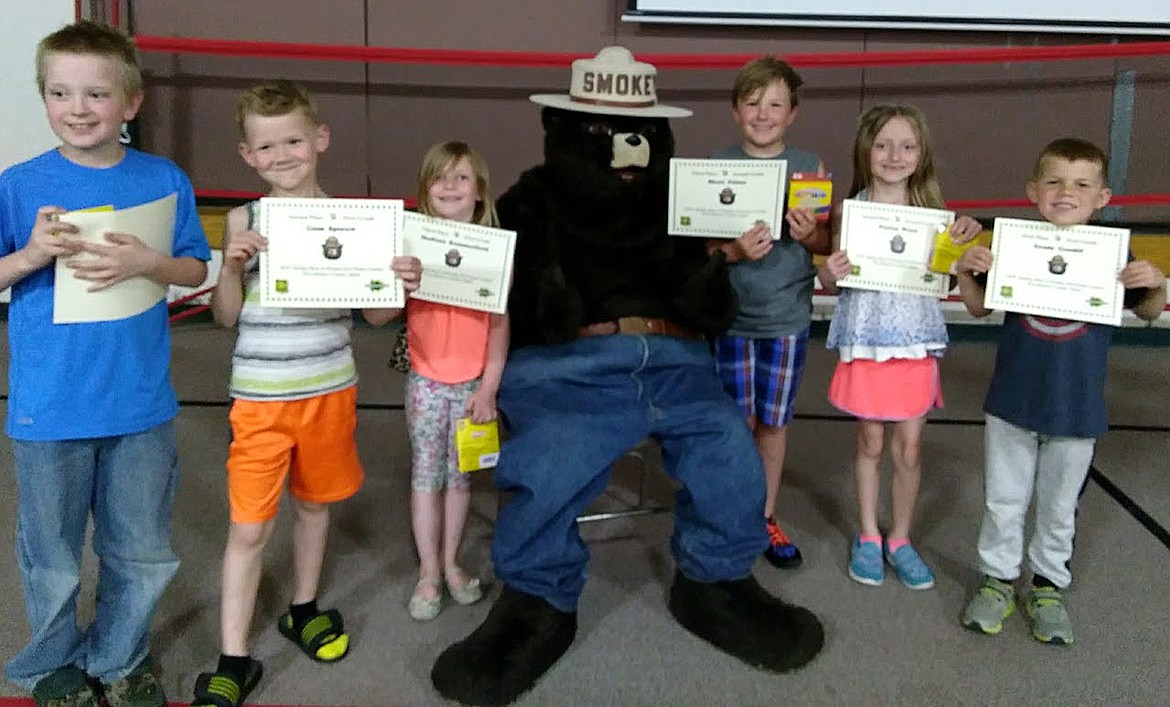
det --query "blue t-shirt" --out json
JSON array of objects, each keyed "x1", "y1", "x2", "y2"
[
  {"x1": 711, "y1": 144, "x2": 821, "y2": 338},
  {"x1": 0, "y1": 148, "x2": 210, "y2": 440},
  {"x1": 984, "y1": 312, "x2": 1113, "y2": 438}
]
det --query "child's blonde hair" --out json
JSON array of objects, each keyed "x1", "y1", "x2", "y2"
[
  {"x1": 849, "y1": 105, "x2": 945, "y2": 209},
  {"x1": 1030, "y1": 137, "x2": 1109, "y2": 183},
  {"x1": 36, "y1": 20, "x2": 142, "y2": 100},
  {"x1": 731, "y1": 56, "x2": 804, "y2": 108},
  {"x1": 416, "y1": 141, "x2": 499, "y2": 227},
  {"x1": 235, "y1": 80, "x2": 321, "y2": 141}
]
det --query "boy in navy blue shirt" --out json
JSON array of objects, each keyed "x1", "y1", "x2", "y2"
[{"x1": 953, "y1": 137, "x2": 1164, "y2": 646}]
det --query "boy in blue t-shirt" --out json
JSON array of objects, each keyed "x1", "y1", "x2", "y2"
[
  {"x1": 953, "y1": 137, "x2": 1164, "y2": 646},
  {"x1": 706, "y1": 56, "x2": 831, "y2": 569},
  {"x1": 0, "y1": 20, "x2": 210, "y2": 706}
]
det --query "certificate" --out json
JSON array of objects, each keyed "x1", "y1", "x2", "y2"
[
  {"x1": 402, "y1": 212, "x2": 515, "y2": 314},
  {"x1": 836, "y1": 199, "x2": 954, "y2": 298},
  {"x1": 668, "y1": 158, "x2": 786, "y2": 238},
  {"x1": 54, "y1": 193, "x2": 175, "y2": 324},
  {"x1": 984, "y1": 218, "x2": 1128, "y2": 326},
  {"x1": 259, "y1": 197, "x2": 404, "y2": 308}
]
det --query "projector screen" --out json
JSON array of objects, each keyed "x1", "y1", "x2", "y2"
[{"x1": 624, "y1": 0, "x2": 1170, "y2": 34}]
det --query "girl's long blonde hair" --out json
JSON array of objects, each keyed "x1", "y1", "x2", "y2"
[
  {"x1": 416, "y1": 141, "x2": 499, "y2": 227},
  {"x1": 848, "y1": 105, "x2": 945, "y2": 209}
]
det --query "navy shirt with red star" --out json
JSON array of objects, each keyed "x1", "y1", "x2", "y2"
[
  {"x1": 984, "y1": 312, "x2": 1114, "y2": 438},
  {"x1": 980, "y1": 268, "x2": 1147, "y2": 438}
]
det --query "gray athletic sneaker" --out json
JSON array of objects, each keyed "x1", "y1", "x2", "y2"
[
  {"x1": 961, "y1": 576, "x2": 1015, "y2": 635},
  {"x1": 1026, "y1": 586, "x2": 1074, "y2": 645}
]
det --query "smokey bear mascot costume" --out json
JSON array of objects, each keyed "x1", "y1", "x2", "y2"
[{"x1": 431, "y1": 47, "x2": 824, "y2": 705}]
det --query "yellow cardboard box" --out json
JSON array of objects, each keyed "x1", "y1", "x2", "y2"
[
  {"x1": 787, "y1": 172, "x2": 832, "y2": 221},
  {"x1": 454, "y1": 418, "x2": 500, "y2": 472},
  {"x1": 928, "y1": 229, "x2": 979, "y2": 274}
]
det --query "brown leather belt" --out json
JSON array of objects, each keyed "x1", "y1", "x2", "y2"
[{"x1": 579, "y1": 316, "x2": 703, "y2": 341}]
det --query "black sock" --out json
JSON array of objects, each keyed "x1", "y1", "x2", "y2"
[
  {"x1": 1032, "y1": 573, "x2": 1058, "y2": 589},
  {"x1": 216, "y1": 654, "x2": 251, "y2": 683},
  {"x1": 289, "y1": 599, "x2": 319, "y2": 627}
]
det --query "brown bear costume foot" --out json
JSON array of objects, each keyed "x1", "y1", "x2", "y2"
[
  {"x1": 668, "y1": 570, "x2": 824, "y2": 671},
  {"x1": 431, "y1": 585, "x2": 577, "y2": 706}
]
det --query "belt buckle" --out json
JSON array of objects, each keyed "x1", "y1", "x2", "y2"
[{"x1": 618, "y1": 316, "x2": 656, "y2": 335}]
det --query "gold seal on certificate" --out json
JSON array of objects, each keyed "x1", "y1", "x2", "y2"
[
  {"x1": 53, "y1": 193, "x2": 176, "y2": 324},
  {"x1": 984, "y1": 218, "x2": 1129, "y2": 326},
  {"x1": 837, "y1": 199, "x2": 954, "y2": 298},
  {"x1": 402, "y1": 212, "x2": 515, "y2": 314},
  {"x1": 667, "y1": 158, "x2": 786, "y2": 238},
  {"x1": 258, "y1": 197, "x2": 404, "y2": 309}
]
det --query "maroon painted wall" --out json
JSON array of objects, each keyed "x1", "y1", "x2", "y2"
[{"x1": 131, "y1": 0, "x2": 1170, "y2": 222}]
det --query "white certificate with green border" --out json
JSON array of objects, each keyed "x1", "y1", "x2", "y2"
[
  {"x1": 668, "y1": 158, "x2": 786, "y2": 238},
  {"x1": 984, "y1": 217, "x2": 1128, "y2": 325},
  {"x1": 836, "y1": 199, "x2": 953, "y2": 298},
  {"x1": 402, "y1": 212, "x2": 515, "y2": 314},
  {"x1": 258, "y1": 197, "x2": 404, "y2": 308}
]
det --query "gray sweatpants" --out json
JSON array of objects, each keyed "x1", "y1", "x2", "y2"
[{"x1": 976, "y1": 414, "x2": 1095, "y2": 588}]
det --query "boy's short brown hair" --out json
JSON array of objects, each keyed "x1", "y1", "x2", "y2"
[
  {"x1": 1031, "y1": 137, "x2": 1109, "y2": 182},
  {"x1": 36, "y1": 20, "x2": 142, "y2": 100},
  {"x1": 235, "y1": 81, "x2": 321, "y2": 141},
  {"x1": 731, "y1": 56, "x2": 804, "y2": 108}
]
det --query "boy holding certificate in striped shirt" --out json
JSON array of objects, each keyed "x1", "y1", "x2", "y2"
[{"x1": 191, "y1": 81, "x2": 421, "y2": 707}]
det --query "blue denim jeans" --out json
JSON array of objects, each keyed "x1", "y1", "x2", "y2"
[
  {"x1": 5, "y1": 422, "x2": 180, "y2": 690},
  {"x1": 492, "y1": 334, "x2": 768, "y2": 611}
]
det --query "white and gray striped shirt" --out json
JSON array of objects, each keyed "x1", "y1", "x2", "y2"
[{"x1": 228, "y1": 202, "x2": 357, "y2": 401}]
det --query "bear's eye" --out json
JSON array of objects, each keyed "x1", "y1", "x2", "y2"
[
  {"x1": 638, "y1": 123, "x2": 659, "y2": 138},
  {"x1": 580, "y1": 121, "x2": 614, "y2": 137}
]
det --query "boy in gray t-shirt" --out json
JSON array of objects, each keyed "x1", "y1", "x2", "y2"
[{"x1": 705, "y1": 57, "x2": 831, "y2": 569}]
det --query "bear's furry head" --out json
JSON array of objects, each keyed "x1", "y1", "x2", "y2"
[{"x1": 540, "y1": 106, "x2": 674, "y2": 217}]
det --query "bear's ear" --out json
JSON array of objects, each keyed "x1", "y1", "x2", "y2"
[{"x1": 541, "y1": 107, "x2": 569, "y2": 132}]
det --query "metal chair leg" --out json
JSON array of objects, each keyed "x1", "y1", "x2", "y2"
[{"x1": 577, "y1": 439, "x2": 671, "y2": 524}]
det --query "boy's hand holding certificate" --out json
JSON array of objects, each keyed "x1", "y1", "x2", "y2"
[
  {"x1": 668, "y1": 159, "x2": 786, "y2": 238},
  {"x1": 836, "y1": 199, "x2": 954, "y2": 298},
  {"x1": 53, "y1": 194, "x2": 175, "y2": 324},
  {"x1": 983, "y1": 218, "x2": 1129, "y2": 326},
  {"x1": 401, "y1": 212, "x2": 515, "y2": 314},
  {"x1": 259, "y1": 197, "x2": 405, "y2": 308}
]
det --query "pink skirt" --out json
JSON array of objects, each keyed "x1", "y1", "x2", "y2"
[{"x1": 828, "y1": 358, "x2": 943, "y2": 421}]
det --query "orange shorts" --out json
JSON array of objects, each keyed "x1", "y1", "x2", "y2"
[
  {"x1": 226, "y1": 386, "x2": 364, "y2": 523},
  {"x1": 828, "y1": 357, "x2": 943, "y2": 421}
]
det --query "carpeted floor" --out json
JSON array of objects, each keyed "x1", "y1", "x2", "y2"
[{"x1": 1, "y1": 321, "x2": 1168, "y2": 706}]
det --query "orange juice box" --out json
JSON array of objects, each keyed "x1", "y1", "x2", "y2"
[
  {"x1": 455, "y1": 418, "x2": 500, "y2": 472},
  {"x1": 787, "y1": 173, "x2": 832, "y2": 221}
]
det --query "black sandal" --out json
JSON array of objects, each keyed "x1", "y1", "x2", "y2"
[
  {"x1": 277, "y1": 608, "x2": 351, "y2": 663},
  {"x1": 191, "y1": 658, "x2": 263, "y2": 707}
]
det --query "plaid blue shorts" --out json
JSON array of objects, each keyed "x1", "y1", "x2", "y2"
[{"x1": 712, "y1": 329, "x2": 809, "y2": 427}]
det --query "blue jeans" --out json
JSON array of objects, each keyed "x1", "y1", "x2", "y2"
[
  {"x1": 492, "y1": 335, "x2": 767, "y2": 611},
  {"x1": 5, "y1": 422, "x2": 181, "y2": 690}
]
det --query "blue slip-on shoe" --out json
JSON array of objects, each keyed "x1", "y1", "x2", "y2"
[
  {"x1": 848, "y1": 536, "x2": 884, "y2": 586},
  {"x1": 884, "y1": 542, "x2": 935, "y2": 590}
]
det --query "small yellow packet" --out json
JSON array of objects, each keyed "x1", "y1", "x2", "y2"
[
  {"x1": 49, "y1": 204, "x2": 114, "y2": 221},
  {"x1": 455, "y1": 418, "x2": 500, "y2": 472},
  {"x1": 928, "y1": 228, "x2": 978, "y2": 274},
  {"x1": 787, "y1": 173, "x2": 832, "y2": 221}
]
